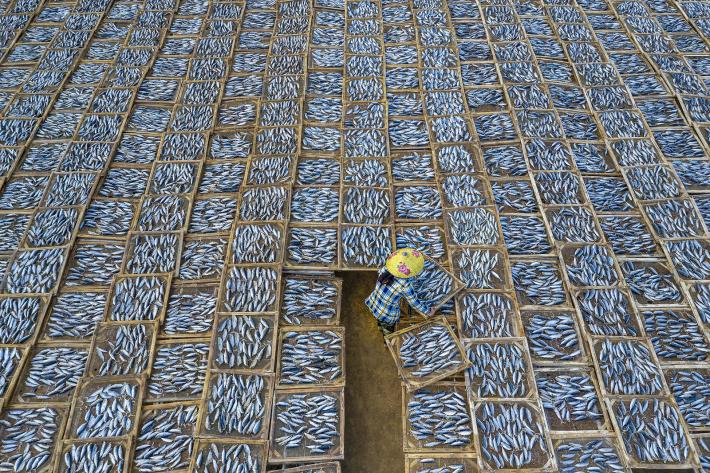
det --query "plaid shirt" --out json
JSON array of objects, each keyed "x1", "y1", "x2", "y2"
[{"x1": 365, "y1": 269, "x2": 431, "y2": 325}]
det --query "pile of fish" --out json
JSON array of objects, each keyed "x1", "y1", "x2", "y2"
[
  {"x1": 193, "y1": 442, "x2": 264, "y2": 473},
  {"x1": 396, "y1": 321, "x2": 466, "y2": 381},
  {"x1": 133, "y1": 405, "x2": 197, "y2": 473},
  {"x1": 215, "y1": 315, "x2": 274, "y2": 370},
  {"x1": 279, "y1": 330, "x2": 343, "y2": 386},
  {"x1": 273, "y1": 391, "x2": 342, "y2": 457},
  {"x1": 281, "y1": 277, "x2": 339, "y2": 325},
  {"x1": 203, "y1": 373, "x2": 269, "y2": 437},
  {"x1": 406, "y1": 388, "x2": 473, "y2": 449}
]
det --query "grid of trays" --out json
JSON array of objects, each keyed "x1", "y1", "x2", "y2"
[{"x1": 0, "y1": 0, "x2": 708, "y2": 469}]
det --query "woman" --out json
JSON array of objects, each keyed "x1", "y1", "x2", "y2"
[{"x1": 365, "y1": 248, "x2": 435, "y2": 336}]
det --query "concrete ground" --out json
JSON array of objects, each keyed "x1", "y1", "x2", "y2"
[{"x1": 339, "y1": 271, "x2": 404, "y2": 473}]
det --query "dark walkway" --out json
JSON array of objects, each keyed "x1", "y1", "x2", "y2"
[{"x1": 339, "y1": 271, "x2": 404, "y2": 473}]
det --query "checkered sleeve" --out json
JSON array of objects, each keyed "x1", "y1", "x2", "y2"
[{"x1": 402, "y1": 279, "x2": 431, "y2": 315}]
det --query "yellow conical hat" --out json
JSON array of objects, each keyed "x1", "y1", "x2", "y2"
[{"x1": 386, "y1": 248, "x2": 425, "y2": 278}]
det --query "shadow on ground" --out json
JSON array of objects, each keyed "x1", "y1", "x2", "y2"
[{"x1": 339, "y1": 271, "x2": 404, "y2": 473}]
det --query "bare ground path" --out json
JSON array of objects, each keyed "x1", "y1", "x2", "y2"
[{"x1": 340, "y1": 271, "x2": 404, "y2": 473}]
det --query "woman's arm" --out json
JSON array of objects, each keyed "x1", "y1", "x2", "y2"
[{"x1": 402, "y1": 280, "x2": 432, "y2": 315}]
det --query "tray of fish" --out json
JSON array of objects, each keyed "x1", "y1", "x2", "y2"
[
  {"x1": 198, "y1": 161, "x2": 246, "y2": 195},
  {"x1": 457, "y1": 291, "x2": 521, "y2": 340},
  {"x1": 342, "y1": 187, "x2": 391, "y2": 225},
  {"x1": 688, "y1": 282, "x2": 710, "y2": 327},
  {"x1": 277, "y1": 461, "x2": 341, "y2": 473},
  {"x1": 391, "y1": 152, "x2": 435, "y2": 183},
  {"x1": 42, "y1": 172, "x2": 99, "y2": 207},
  {"x1": 13, "y1": 344, "x2": 87, "y2": 404},
  {"x1": 403, "y1": 382, "x2": 474, "y2": 453},
  {"x1": 22, "y1": 206, "x2": 81, "y2": 249},
  {"x1": 221, "y1": 265, "x2": 280, "y2": 313},
  {"x1": 247, "y1": 156, "x2": 297, "y2": 186},
  {"x1": 123, "y1": 232, "x2": 181, "y2": 275},
  {"x1": 209, "y1": 132, "x2": 253, "y2": 160},
  {"x1": 304, "y1": 96, "x2": 343, "y2": 126},
  {"x1": 239, "y1": 185, "x2": 290, "y2": 222},
  {"x1": 133, "y1": 403, "x2": 198, "y2": 473},
  {"x1": 269, "y1": 387, "x2": 345, "y2": 463},
  {"x1": 642, "y1": 309, "x2": 709, "y2": 362},
  {"x1": 188, "y1": 196, "x2": 238, "y2": 235},
  {"x1": 524, "y1": 140, "x2": 573, "y2": 173},
  {"x1": 545, "y1": 206, "x2": 602, "y2": 243},
  {"x1": 445, "y1": 208, "x2": 501, "y2": 247},
  {"x1": 146, "y1": 340, "x2": 209, "y2": 403},
  {"x1": 280, "y1": 275, "x2": 341, "y2": 326},
  {"x1": 4, "y1": 247, "x2": 67, "y2": 294},
  {"x1": 80, "y1": 199, "x2": 136, "y2": 238},
  {"x1": 465, "y1": 338, "x2": 536, "y2": 400},
  {"x1": 451, "y1": 248, "x2": 510, "y2": 291},
  {"x1": 404, "y1": 453, "x2": 477, "y2": 473},
  {"x1": 553, "y1": 436, "x2": 628, "y2": 473},
  {"x1": 394, "y1": 186, "x2": 443, "y2": 222},
  {"x1": 535, "y1": 367, "x2": 608, "y2": 432},
  {"x1": 340, "y1": 225, "x2": 393, "y2": 269},
  {"x1": 59, "y1": 438, "x2": 130, "y2": 473},
  {"x1": 68, "y1": 377, "x2": 142, "y2": 440},
  {"x1": 511, "y1": 258, "x2": 569, "y2": 308},
  {"x1": 395, "y1": 225, "x2": 447, "y2": 264},
  {"x1": 694, "y1": 434, "x2": 710, "y2": 472},
  {"x1": 0, "y1": 213, "x2": 31, "y2": 253},
  {"x1": 286, "y1": 226, "x2": 339, "y2": 268},
  {"x1": 178, "y1": 237, "x2": 226, "y2": 281},
  {"x1": 522, "y1": 309, "x2": 586, "y2": 366},
  {"x1": 575, "y1": 287, "x2": 642, "y2": 337},
  {"x1": 609, "y1": 397, "x2": 694, "y2": 469},
  {"x1": 150, "y1": 161, "x2": 200, "y2": 195},
  {"x1": 211, "y1": 314, "x2": 277, "y2": 372},
  {"x1": 191, "y1": 440, "x2": 267, "y2": 473},
  {"x1": 599, "y1": 215, "x2": 658, "y2": 256},
  {"x1": 500, "y1": 215, "x2": 552, "y2": 256},
  {"x1": 624, "y1": 165, "x2": 683, "y2": 201},
  {"x1": 0, "y1": 176, "x2": 49, "y2": 211},
  {"x1": 385, "y1": 317, "x2": 470, "y2": 391},
  {"x1": 560, "y1": 243, "x2": 621, "y2": 288},
  {"x1": 409, "y1": 257, "x2": 463, "y2": 316},
  {"x1": 98, "y1": 167, "x2": 150, "y2": 200},
  {"x1": 0, "y1": 345, "x2": 25, "y2": 401},
  {"x1": 230, "y1": 223, "x2": 285, "y2": 265},
  {"x1": 620, "y1": 259, "x2": 684, "y2": 306},
  {"x1": 106, "y1": 274, "x2": 170, "y2": 323},
  {"x1": 199, "y1": 371, "x2": 274, "y2": 440},
  {"x1": 40, "y1": 291, "x2": 106, "y2": 342},
  {"x1": 295, "y1": 157, "x2": 341, "y2": 186},
  {"x1": 592, "y1": 338, "x2": 666, "y2": 397},
  {"x1": 664, "y1": 368, "x2": 710, "y2": 431},
  {"x1": 290, "y1": 187, "x2": 340, "y2": 223},
  {"x1": 474, "y1": 401, "x2": 554, "y2": 471},
  {"x1": 642, "y1": 198, "x2": 706, "y2": 240},
  {"x1": 664, "y1": 239, "x2": 710, "y2": 281},
  {"x1": 343, "y1": 159, "x2": 388, "y2": 187},
  {"x1": 277, "y1": 327, "x2": 344, "y2": 388},
  {"x1": 534, "y1": 171, "x2": 583, "y2": 206},
  {"x1": 0, "y1": 294, "x2": 48, "y2": 345},
  {"x1": 86, "y1": 322, "x2": 156, "y2": 378},
  {"x1": 0, "y1": 405, "x2": 67, "y2": 473},
  {"x1": 441, "y1": 174, "x2": 490, "y2": 209}
]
